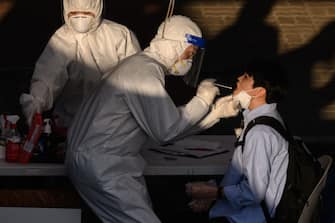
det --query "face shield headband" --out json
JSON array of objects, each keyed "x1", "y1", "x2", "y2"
[{"x1": 183, "y1": 34, "x2": 206, "y2": 87}]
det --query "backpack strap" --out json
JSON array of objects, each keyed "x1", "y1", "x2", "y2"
[{"x1": 237, "y1": 116, "x2": 292, "y2": 153}]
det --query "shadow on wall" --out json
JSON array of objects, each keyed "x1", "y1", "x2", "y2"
[
  {"x1": 202, "y1": 0, "x2": 279, "y2": 84},
  {"x1": 198, "y1": 0, "x2": 280, "y2": 135},
  {"x1": 278, "y1": 21, "x2": 335, "y2": 137},
  {"x1": 181, "y1": 0, "x2": 335, "y2": 137}
]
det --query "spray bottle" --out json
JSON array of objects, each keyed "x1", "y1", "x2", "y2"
[
  {"x1": 1, "y1": 114, "x2": 11, "y2": 138},
  {"x1": 18, "y1": 113, "x2": 43, "y2": 163}
]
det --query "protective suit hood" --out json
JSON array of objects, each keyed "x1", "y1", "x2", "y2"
[
  {"x1": 63, "y1": 0, "x2": 103, "y2": 33},
  {"x1": 144, "y1": 15, "x2": 202, "y2": 69}
]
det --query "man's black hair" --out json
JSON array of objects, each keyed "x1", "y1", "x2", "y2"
[{"x1": 244, "y1": 60, "x2": 288, "y2": 104}]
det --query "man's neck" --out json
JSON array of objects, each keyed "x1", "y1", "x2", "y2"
[{"x1": 248, "y1": 98, "x2": 267, "y2": 110}]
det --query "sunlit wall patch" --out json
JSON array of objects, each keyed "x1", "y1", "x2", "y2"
[
  {"x1": 311, "y1": 59, "x2": 335, "y2": 90},
  {"x1": 321, "y1": 102, "x2": 335, "y2": 120},
  {"x1": 181, "y1": 0, "x2": 335, "y2": 54},
  {"x1": 311, "y1": 59, "x2": 335, "y2": 121}
]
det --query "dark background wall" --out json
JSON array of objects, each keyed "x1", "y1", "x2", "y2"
[{"x1": 0, "y1": 0, "x2": 334, "y2": 142}]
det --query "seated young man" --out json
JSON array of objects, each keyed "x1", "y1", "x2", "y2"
[{"x1": 185, "y1": 62, "x2": 289, "y2": 223}]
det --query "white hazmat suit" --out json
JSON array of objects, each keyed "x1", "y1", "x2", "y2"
[
  {"x1": 66, "y1": 15, "x2": 238, "y2": 223},
  {"x1": 20, "y1": 0, "x2": 141, "y2": 128}
]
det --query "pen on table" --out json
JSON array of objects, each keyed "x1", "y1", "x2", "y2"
[
  {"x1": 184, "y1": 148, "x2": 215, "y2": 151},
  {"x1": 214, "y1": 83, "x2": 232, "y2": 90}
]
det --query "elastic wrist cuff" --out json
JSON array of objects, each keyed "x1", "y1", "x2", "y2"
[{"x1": 195, "y1": 95, "x2": 210, "y2": 107}]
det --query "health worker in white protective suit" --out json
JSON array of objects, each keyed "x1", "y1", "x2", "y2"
[
  {"x1": 20, "y1": 0, "x2": 141, "y2": 129},
  {"x1": 65, "y1": 15, "x2": 239, "y2": 223}
]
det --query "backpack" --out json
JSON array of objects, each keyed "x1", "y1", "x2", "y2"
[{"x1": 237, "y1": 116, "x2": 323, "y2": 223}]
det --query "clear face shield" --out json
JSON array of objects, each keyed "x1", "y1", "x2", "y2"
[{"x1": 182, "y1": 34, "x2": 206, "y2": 88}]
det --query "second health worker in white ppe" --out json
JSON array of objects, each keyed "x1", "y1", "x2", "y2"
[
  {"x1": 66, "y1": 15, "x2": 239, "y2": 223},
  {"x1": 20, "y1": 0, "x2": 141, "y2": 128}
]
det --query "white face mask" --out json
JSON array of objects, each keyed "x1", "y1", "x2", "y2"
[
  {"x1": 233, "y1": 90, "x2": 252, "y2": 110},
  {"x1": 69, "y1": 15, "x2": 94, "y2": 33},
  {"x1": 169, "y1": 59, "x2": 192, "y2": 76}
]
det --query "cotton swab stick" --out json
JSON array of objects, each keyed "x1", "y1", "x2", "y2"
[{"x1": 214, "y1": 83, "x2": 232, "y2": 90}]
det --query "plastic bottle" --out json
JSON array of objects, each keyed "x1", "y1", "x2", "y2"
[
  {"x1": 5, "y1": 137, "x2": 21, "y2": 162},
  {"x1": 18, "y1": 113, "x2": 43, "y2": 163},
  {"x1": 41, "y1": 118, "x2": 52, "y2": 151},
  {"x1": 5, "y1": 115, "x2": 21, "y2": 162},
  {"x1": 34, "y1": 118, "x2": 53, "y2": 160}
]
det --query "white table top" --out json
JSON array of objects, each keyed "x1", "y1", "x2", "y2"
[
  {"x1": 0, "y1": 135, "x2": 236, "y2": 176},
  {"x1": 0, "y1": 160, "x2": 65, "y2": 176}
]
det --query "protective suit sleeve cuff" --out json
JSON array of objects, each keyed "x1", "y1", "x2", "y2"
[
  {"x1": 187, "y1": 96, "x2": 210, "y2": 117},
  {"x1": 194, "y1": 95, "x2": 211, "y2": 107}
]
